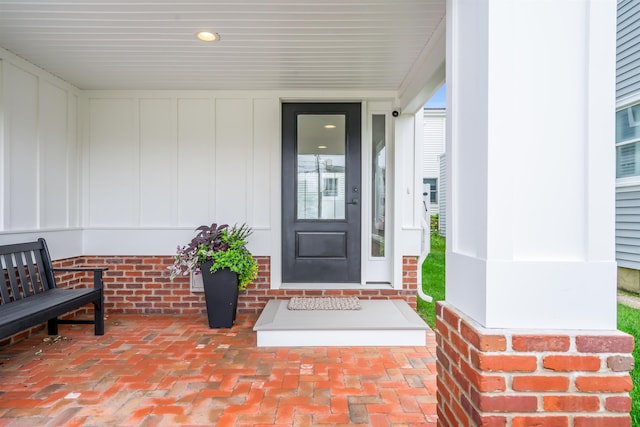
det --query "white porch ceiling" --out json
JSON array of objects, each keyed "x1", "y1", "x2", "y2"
[{"x1": 0, "y1": 0, "x2": 445, "y2": 91}]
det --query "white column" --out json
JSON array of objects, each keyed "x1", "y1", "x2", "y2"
[{"x1": 446, "y1": 0, "x2": 617, "y2": 329}]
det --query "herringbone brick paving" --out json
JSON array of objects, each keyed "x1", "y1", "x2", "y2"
[{"x1": 0, "y1": 314, "x2": 437, "y2": 426}]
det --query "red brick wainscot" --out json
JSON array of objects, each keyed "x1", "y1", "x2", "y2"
[
  {"x1": 1, "y1": 254, "x2": 420, "y2": 346},
  {"x1": 55, "y1": 255, "x2": 420, "y2": 315},
  {"x1": 436, "y1": 302, "x2": 635, "y2": 427}
]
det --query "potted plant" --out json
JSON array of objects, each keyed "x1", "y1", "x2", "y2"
[{"x1": 169, "y1": 223, "x2": 258, "y2": 328}]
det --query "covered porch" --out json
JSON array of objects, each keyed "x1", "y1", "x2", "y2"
[{"x1": 0, "y1": 0, "x2": 634, "y2": 425}]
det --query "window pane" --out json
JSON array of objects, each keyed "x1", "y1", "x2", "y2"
[
  {"x1": 616, "y1": 105, "x2": 640, "y2": 144},
  {"x1": 423, "y1": 178, "x2": 437, "y2": 204},
  {"x1": 371, "y1": 115, "x2": 386, "y2": 257},
  {"x1": 617, "y1": 141, "x2": 640, "y2": 178},
  {"x1": 296, "y1": 114, "x2": 345, "y2": 220}
]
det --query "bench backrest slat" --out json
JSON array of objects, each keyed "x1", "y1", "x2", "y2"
[
  {"x1": 0, "y1": 240, "x2": 54, "y2": 305},
  {"x1": 0, "y1": 257, "x2": 12, "y2": 303},
  {"x1": 14, "y1": 252, "x2": 33, "y2": 296},
  {"x1": 4, "y1": 254, "x2": 22, "y2": 300},
  {"x1": 2, "y1": 253, "x2": 23, "y2": 302},
  {"x1": 16, "y1": 250, "x2": 45, "y2": 295},
  {"x1": 23, "y1": 251, "x2": 42, "y2": 295}
]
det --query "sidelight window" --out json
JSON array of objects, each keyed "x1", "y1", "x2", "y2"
[{"x1": 371, "y1": 114, "x2": 386, "y2": 257}]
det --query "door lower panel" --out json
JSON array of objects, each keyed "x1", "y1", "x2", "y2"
[{"x1": 297, "y1": 232, "x2": 347, "y2": 258}]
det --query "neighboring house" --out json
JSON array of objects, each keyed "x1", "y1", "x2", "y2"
[
  {"x1": 617, "y1": 0, "x2": 640, "y2": 293},
  {"x1": 438, "y1": 152, "x2": 446, "y2": 236},
  {"x1": 422, "y1": 108, "x2": 446, "y2": 220}
]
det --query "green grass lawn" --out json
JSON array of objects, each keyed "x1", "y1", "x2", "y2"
[
  {"x1": 417, "y1": 233, "x2": 445, "y2": 329},
  {"x1": 617, "y1": 304, "x2": 640, "y2": 426},
  {"x1": 419, "y1": 233, "x2": 640, "y2": 425}
]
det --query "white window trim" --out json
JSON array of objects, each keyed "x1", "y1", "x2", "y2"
[
  {"x1": 616, "y1": 93, "x2": 640, "y2": 110},
  {"x1": 616, "y1": 175, "x2": 640, "y2": 187},
  {"x1": 615, "y1": 136, "x2": 640, "y2": 148},
  {"x1": 615, "y1": 98, "x2": 640, "y2": 182}
]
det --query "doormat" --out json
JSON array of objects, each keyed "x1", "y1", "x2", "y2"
[{"x1": 287, "y1": 296, "x2": 361, "y2": 311}]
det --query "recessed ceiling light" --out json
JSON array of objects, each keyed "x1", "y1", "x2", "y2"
[
  {"x1": 318, "y1": 145, "x2": 328, "y2": 149},
  {"x1": 324, "y1": 124, "x2": 336, "y2": 129},
  {"x1": 196, "y1": 31, "x2": 220, "y2": 42}
]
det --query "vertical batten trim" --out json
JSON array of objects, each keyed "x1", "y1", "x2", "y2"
[
  {"x1": 134, "y1": 97, "x2": 142, "y2": 227},
  {"x1": 247, "y1": 98, "x2": 255, "y2": 226},
  {"x1": 64, "y1": 90, "x2": 71, "y2": 228},
  {"x1": 80, "y1": 94, "x2": 90, "y2": 231},
  {"x1": 170, "y1": 97, "x2": 179, "y2": 226},
  {"x1": 71, "y1": 92, "x2": 79, "y2": 228},
  {"x1": 35, "y1": 75, "x2": 42, "y2": 229},
  {"x1": 210, "y1": 97, "x2": 216, "y2": 221},
  {"x1": 175, "y1": 98, "x2": 183, "y2": 225}
]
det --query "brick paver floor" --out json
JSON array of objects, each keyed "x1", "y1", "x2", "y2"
[{"x1": 0, "y1": 314, "x2": 438, "y2": 426}]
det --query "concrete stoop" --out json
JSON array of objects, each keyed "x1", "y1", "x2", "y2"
[{"x1": 253, "y1": 299, "x2": 429, "y2": 347}]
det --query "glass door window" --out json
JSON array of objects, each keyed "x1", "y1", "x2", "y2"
[{"x1": 296, "y1": 114, "x2": 346, "y2": 220}]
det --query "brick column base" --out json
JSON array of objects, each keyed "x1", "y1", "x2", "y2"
[{"x1": 436, "y1": 302, "x2": 634, "y2": 427}]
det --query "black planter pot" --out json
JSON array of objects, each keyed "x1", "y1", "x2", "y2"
[{"x1": 199, "y1": 262, "x2": 239, "y2": 328}]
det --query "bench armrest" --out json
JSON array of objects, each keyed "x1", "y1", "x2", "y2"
[{"x1": 52, "y1": 267, "x2": 108, "y2": 289}]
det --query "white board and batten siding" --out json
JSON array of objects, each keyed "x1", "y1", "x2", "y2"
[
  {"x1": 83, "y1": 94, "x2": 281, "y2": 256},
  {"x1": 616, "y1": 1, "x2": 640, "y2": 270},
  {"x1": 0, "y1": 51, "x2": 83, "y2": 259}
]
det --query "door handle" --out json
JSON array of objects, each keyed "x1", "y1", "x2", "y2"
[{"x1": 347, "y1": 199, "x2": 359, "y2": 205}]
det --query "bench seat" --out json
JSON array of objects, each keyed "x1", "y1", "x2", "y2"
[
  {"x1": 0, "y1": 239, "x2": 106, "y2": 341},
  {"x1": 0, "y1": 288, "x2": 103, "y2": 339}
]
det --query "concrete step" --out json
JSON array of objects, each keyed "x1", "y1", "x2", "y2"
[{"x1": 253, "y1": 299, "x2": 429, "y2": 347}]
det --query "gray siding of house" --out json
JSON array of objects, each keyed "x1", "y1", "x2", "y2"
[
  {"x1": 618, "y1": 0, "x2": 640, "y2": 101},
  {"x1": 616, "y1": 186, "x2": 640, "y2": 268},
  {"x1": 617, "y1": 1, "x2": 640, "y2": 270}
]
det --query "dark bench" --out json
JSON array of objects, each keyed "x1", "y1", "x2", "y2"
[{"x1": 0, "y1": 238, "x2": 106, "y2": 340}]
